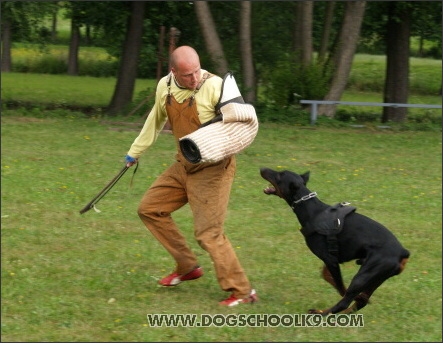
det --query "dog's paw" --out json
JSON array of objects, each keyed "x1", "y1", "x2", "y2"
[{"x1": 308, "y1": 309, "x2": 328, "y2": 315}]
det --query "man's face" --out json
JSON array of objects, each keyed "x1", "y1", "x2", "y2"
[{"x1": 172, "y1": 63, "x2": 201, "y2": 90}]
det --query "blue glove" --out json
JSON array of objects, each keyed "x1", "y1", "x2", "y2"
[{"x1": 125, "y1": 154, "x2": 137, "y2": 163}]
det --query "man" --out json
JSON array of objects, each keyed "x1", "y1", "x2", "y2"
[{"x1": 125, "y1": 46, "x2": 257, "y2": 306}]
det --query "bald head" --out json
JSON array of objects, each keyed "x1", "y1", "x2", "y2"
[
  {"x1": 170, "y1": 46, "x2": 199, "y2": 69},
  {"x1": 170, "y1": 46, "x2": 201, "y2": 90}
]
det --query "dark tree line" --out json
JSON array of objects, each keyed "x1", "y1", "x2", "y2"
[{"x1": 1, "y1": 1, "x2": 441, "y2": 122}]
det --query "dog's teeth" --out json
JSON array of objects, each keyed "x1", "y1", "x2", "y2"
[{"x1": 263, "y1": 186, "x2": 275, "y2": 195}]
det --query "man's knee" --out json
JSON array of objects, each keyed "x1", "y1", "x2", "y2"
[
  {"x1": 137, "y1": 202, "x2": 171, "y2": 222},
  {"x1": 138, "y1": 202, "x2": 155, "y2": 220},
  {"x1": 196, "y1": 229, "x2": 226, "y2": 250}
]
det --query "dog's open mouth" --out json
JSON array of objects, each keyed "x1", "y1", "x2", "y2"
[{"x1": 263, "y1": 185, "x2": 277, "y2": 195}]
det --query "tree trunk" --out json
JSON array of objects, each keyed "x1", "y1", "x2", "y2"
[
  {"x1": 300, "y1": 1, "x2": 313, "y2": 65},
  {"x1": 107, "y1": 1, "x2": 145, "y2": 116},
  {"x1": 67, "y1": 17, "x2": 80, "y2": 76},
  {"x1": 292, "y1": 2, "x2": 302, "y2": 56},
  {"x1": 85, "y1": 24, "x2": 91, "y2": 45},
  {"x1": 292, "y1": 1, "x2": 313, "y2": 65},
  {"x1": 1, "y1": 19, "x2": 12, "y2": 72},
  {"x1": 168, "y1": 26, "x2": 180, "y2": 70},
  {"x1": 194, "y1": 1, "x2": 228, "y2": 76},
  {"x1": 319, "y1": 1, "x2": 366, "y2": 117},
  {"x1": 382, "y1": 2, "x2": 410, "y2": 123},
  {"x1": 156, "y1": 25, "x2": 166, "y2": 82},
  {"x1": 239, "y1": 1, "x2": 256, "y2": 104},
  {"x1": 51, "y1": 7, "x2": 58, "y2": 43},
  {"x1": 318, "y1": 1, "x2": 335, "y2": 63}
]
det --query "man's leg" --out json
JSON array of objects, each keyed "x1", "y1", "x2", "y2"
[
  {"x1": 187, "y1": 157, "x2": 252, "y2": 298},
  {"x1": 138, "y1": 162, "x2": 199, "y2": 275}
]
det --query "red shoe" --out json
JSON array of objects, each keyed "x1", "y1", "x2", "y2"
[
  {"x1": 158, "y1": 266, "x2": 203, "y2": 286},
  {"x1": 219, "y1": 289, "x2": 258, "y2": 307}
]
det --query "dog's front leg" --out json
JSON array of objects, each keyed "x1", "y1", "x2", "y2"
[
  {"x1": 309, "y1": 262, "x2": 346, "y2": 315},
  {"x1": 321, "y1": 264, "x2": 346, "y2": 296},
  {"x1": 324, "y1": 262, "x2": 347, "y2": 295}
]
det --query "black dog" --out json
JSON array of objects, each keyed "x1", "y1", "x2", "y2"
[{"x1": 260, "y1": 167, "x2": 410, "y2": 315}]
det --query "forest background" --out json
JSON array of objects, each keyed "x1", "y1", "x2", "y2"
[{"x1": 1, "y1": 1, "x2": 442, "y2": 125}]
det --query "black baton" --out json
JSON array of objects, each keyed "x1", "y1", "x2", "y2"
[{"x1": 79, "y1": 164, "x2": 132, "y2": 214}]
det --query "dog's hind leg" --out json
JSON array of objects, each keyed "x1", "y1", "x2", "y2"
[
  {"x1": 328, "y1": 255, "x2": 404, "y2": 314},
  {"x1": 344, "y1": 256, "x2": 409, "y2": 313},
  {"x1": 345, "y1": 255, "x2": 409, "y2": 313},
  {"x1": 340, "y1": 272, "x2": 391, "y2": 314}
]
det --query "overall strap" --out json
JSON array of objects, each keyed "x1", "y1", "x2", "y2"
[
  {"x1": 166, "y1": 72, "x2": 173, "y2": 105},
  {"x1": 189, "y1": 72, "x2": 212, "y2": 107}
]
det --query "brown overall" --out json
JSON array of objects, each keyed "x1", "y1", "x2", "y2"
[{"x1": 137, "y1": 75, "x2": 251, "y2": 298}]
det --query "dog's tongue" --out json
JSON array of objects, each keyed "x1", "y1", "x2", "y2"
[{"x1": 263, "y1": 186, "x2": 276, "y2": 195}]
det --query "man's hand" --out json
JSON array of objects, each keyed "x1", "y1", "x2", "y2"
[{"x1": 125, "y1": 154, "x2": 138, "y2": 167}]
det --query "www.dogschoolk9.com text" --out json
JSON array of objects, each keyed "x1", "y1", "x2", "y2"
[{"x1": 147, "y1": 313, "x2": 364, "y2": 328}]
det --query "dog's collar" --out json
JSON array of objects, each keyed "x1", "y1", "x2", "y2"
[{"x1": 291, "y1": 192, "x2": 317, "y2": 209}]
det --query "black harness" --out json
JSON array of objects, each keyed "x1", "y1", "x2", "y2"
[{"x1": 299, "y1": 201, "x2": 357, "y2": 258}]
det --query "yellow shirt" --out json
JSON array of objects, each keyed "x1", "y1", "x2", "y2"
[{"x1": 127, "y1": 69, "x2": 223, "y2": 159}]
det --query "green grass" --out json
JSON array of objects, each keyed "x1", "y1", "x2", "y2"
[
  {"x1": 1, "y1": 111, "x2": 442, "y2": 342},
  {"x1": 349, "y1": 54, "x2": 442, "y2": 95},
  {"x1": 2, "y1": 71, "x2": 441, "y2": 127},
  {"x1": 1, "y1": 72, "x2": 157, "y2": 108}
]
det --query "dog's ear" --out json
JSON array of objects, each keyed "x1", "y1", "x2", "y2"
[{"x1": 301, "y1": 171, "x2": 310, "y2": 185}]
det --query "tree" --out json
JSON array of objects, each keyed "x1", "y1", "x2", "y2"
[
  {"x1": 318, "y1": 1, "x2": 336, "y2": 63},
  {"x1": 107, "y1": 1, "x2": 145, "y2": 115},
  {"x1": 239, "y1": 1, "x2": 256, "y2": 104},
  {"x1": 1, "y1": 15, "x2": 12, "y2": 72},
  {"x1": 293, "y1": 1, "x2": 313, "y2": 65},
  {"x1": 411, "y1": 2, "x2": 442, "y2": 58},
  {"x1": 67, "y1": 12, "x2": 81, "y2": 75},
  {"x1": 194, "y1": 1, "x2": 228, "y2": 76},
  {"x1": 382, "y1": 2, "x2": 410, "y2": 123},
  {"x1": 50, "y1": 4, "x2": 58, "y2": 43},
  {"x1": 0, "y1": 1, "x2": 56, "y2": 72},
  {"x1": 358, "y1": 1, "x2": 441, "y2": 122},
  {"x1": 318, "y1": 1, "x2": 366, "y2": 117}
]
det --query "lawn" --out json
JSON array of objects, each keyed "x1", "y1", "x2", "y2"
[{"x1": 1, "y1": 111, "x2": 441, "y2": 342}]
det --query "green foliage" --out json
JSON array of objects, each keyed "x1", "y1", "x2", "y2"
[
  {"x1": 1, "y1": 1, "x2": 58, "y2": 42},
  {"x1": 79, "y1": 58, "x2": 119, "y2": 78},
  {"x1": 10, "y1": 44, "x2": 119, "y2": 77},
  {"x1": 1, "y1": 113, "x2": 441, "y2": 342},
  {"x1": 359, "y1": 1, "x2": 442, "y2": 58},
  {"x1": 334, "y1": 107, "x2": 442, "y2": 130},
  {"x1": 260, "y1": 54, "x2": 332, "y2": 108},
  {"x1": 13, "y1": 52, "x2": 66, "y2": 74},
  {"x1": 254, "y1": 103, "x2": 312, "y2": 126}
]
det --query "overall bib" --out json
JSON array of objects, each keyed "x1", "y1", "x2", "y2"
[{"x1": 137, "y1": 75, "x2": 251, "y2": 298}]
